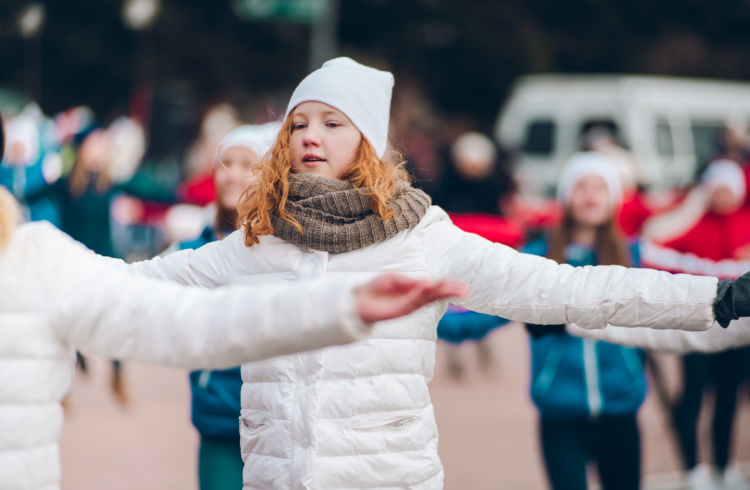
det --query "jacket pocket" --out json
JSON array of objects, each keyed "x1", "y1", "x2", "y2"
[
  {"x1": 239, "y1": 411, "x2": 272, "y2": 457},
  {"x1": 241, "y1": 417, "x2": 269, "y2": 437},
  {"x1": 349, "y1": 411, "x2": 421, "y2": 431}
]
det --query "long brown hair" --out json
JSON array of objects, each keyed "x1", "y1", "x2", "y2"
[
  {"x1": 236, "y1": 113, "x2": 410, "y2": 247},
  {"x1": 214, "y1": 204, "x2": 238, "y2": 238},
  {"x1": 547, "y1": 211, "x2": 631, "y2": 267}
]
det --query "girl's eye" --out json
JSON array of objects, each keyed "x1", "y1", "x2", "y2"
[
  {"x1": 292, "y1": 123, "x2": 306, "y2": 131},
  {"x1": 326, "y1": 122, "x2": 341, "y2": 128}
]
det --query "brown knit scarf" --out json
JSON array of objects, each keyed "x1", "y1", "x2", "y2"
[{"x1": 271, "y1": 174, "x2": 431, "y2": 254}]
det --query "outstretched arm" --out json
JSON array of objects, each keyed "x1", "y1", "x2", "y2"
[
  {"x1": 422, "y1": 207, "x2": 718, "y2": 332},
  {"x1": 35, "y1": 224, "x2": 463, "y2": 369}
]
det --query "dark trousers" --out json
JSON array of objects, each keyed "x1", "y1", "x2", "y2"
[
  {"x1": 672, "y1": 348, "x2": 749, "y2": 472},
  {"x1": 540, "y1": 415, "x2": 641, "y2": 490}
]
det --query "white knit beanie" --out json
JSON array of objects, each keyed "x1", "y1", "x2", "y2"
[
  {"x1": 557, "y1": 152, "x2": 623, "y2": 208},
  {"x1": 218, "y1": 122, "x2": 282, "y2": 161},
  {"x1": 701, "y1": 159, "x2": 746, "y2": 202},
  {"x1": 284, "y1": 57, "x2": 394, "y2": 158}
]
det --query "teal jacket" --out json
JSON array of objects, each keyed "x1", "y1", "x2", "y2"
[{"x1": 524, "y1": 238, "x2": 648, "y2": 421}]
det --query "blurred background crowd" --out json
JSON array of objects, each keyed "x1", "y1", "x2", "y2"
[{"x1": 2, "y1": 0, "x2": 750, "y2": 489}]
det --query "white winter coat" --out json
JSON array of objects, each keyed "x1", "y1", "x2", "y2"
[
  {"x1": 0, "y1": 222, "x2": 369, "y2": 490},
  {"x1": 128, "y1": 206, "x2": 719, "y2": 490},
  {"x1": 567, "y1": 319, "x2": 750, "y2": 354}
]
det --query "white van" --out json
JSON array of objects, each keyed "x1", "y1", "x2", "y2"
[{"x1": 494, "y1": 74, "x2": 750, "y2": 197}]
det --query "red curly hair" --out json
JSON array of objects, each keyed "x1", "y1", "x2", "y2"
[{"x1": 236, "y1": 113, "x2": 410, "y2": 247}]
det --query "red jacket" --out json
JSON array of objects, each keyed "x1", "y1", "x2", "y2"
[{"x1": 659, "y1": 209, "x2": 750, "y2": 262}]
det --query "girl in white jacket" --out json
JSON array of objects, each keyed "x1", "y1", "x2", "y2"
[
  {"x1": 121, "y1": 58, "x2": 749, "y2": 489},
  {"x1": 0, "y1": 185, "x2": 464, "y2": 490}
]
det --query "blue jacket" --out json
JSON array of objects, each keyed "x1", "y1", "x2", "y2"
[
  {"x1": 437, "y1": 305, "x2": 509, "y2": 344},
  {"x1": 0, "y1": 151, "x2": 61, "y2": 226},
  {"x1": 524, "y1": 238, "x2": 647, "y2": 421},
  {"x1": 179, "y1": 226, "x2": 243, "y2": 442}
]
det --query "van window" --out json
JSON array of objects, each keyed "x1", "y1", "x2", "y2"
[
  {"x1": 691, "y1": 120, "x2": 725, "y2": 166},
  {"x1": 521, "y1": 119, "x2": 556, "y2": 156},
  {"x1": 580, "y1": 119, "x2": 626, "y2": 149},
  {"x1": 656, "y1": 119, "x2": 673, "y2": 157}
]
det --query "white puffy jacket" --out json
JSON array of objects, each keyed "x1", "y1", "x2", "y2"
[
  {"x1": 567, "y1": 319, "x2": 750, "y2": 354},
  {"x1": 0, "y1": 222, "x2": 370, "y2": 490},
  {"x1": 128, "y1": 206, "x2": 719, "y2": 489}
]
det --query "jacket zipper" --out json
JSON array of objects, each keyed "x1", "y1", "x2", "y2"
[{"x1": 583, "y1": 339, "x2": 602, "y2": 417}]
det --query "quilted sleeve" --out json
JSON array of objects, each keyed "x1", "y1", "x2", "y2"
[
  {"x1": 36, "y1": 225, "x2": 369, "y2": 369},
  {"x1": 420, "y1": 206, "x2": 718, "y2": 331}
]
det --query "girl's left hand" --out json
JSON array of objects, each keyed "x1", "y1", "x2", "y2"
[{"x1": 355, "y1": 273, "x2": 467, "y2": 324}]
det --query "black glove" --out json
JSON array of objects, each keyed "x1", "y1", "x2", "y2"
[
  {"x1": 713, "y1": 271, "x2": 750, "y2": 328},
  {"x1": 525, "y1": 323, "x2": 567, "y2": 338}
]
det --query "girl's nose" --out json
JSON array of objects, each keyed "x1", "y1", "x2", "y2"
[{"x1": 302, "y1": 125, "x2": 321, "y2": 146}]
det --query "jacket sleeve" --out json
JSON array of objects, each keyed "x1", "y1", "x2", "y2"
[
  {"x1": 565, "y1": 320, "x2": 750, "y2": 353},
  {"x1": 641, "y1": 187, "x2": 709, "y2": 244},
  {"x1": 38, "y1": 225, "x2": 369, "y2": 369},
  {"x1": 421, "y1": 207, "x2": 718, "y2": 331},
  {"x1": 98, "y1": 233, "x2": 236, "y2": 287}
]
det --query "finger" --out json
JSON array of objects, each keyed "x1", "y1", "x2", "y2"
[
  {"x1": 431, "y1": 280, "x2": 468, "y2": 299},
  {"x1": 405, "y1": 283, "x2": 453, "y2": 311},
  {"x1": 414, "y1": 280, "x2": 468, "y2": 305},
  {"x1": 382, "y1": 273, "x2": 427, "y2": 293},
  {"x1": 396, "y1": 282, "x2": 433, "y2": 316}
]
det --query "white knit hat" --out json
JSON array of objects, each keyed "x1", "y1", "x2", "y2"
[
  {"x1": 218, "y1": 122, "x2": 282, "y2": 161},
  {"x1": 701, "y1": 159, "x2": 746, "y2": 202},
  {"x1": 284, "y1": 57, "x2": 394, "y2": 158},
  {"x1": 557, "y1": 152, "x2": 623, "y2": 208}
]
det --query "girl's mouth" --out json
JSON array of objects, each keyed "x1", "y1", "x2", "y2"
[{"x1": 302, "y1": 155, "x2": 326, "y2": 167}]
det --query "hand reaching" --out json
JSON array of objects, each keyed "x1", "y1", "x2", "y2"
[{"x1": 355, "y1": 273, "x2": 468, "y2": 324}]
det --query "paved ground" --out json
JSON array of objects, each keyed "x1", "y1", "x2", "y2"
[{"x1": 60, "y1": 322, "x2": 750, "y2": 489}]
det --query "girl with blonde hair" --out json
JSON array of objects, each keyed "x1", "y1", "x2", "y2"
[{"x1": 122, "y1": 58, "x2": 750, "y2": 489}]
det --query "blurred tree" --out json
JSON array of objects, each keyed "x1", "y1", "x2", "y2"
[{"x1": 0, "y1": 0, "x2": 748, "y2": 131}]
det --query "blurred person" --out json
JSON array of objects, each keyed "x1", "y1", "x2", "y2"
[
  {"x1": 175, "y1": 122, "x2": 279, "y2": 490},
  {"x1": 636, "y1": 160, "x2": 750, "y2": 489},
  {"x1": 50, "y1": 119, "x2": 175, "y2": 404},
  {"x1": 434, "y1": 131, "x2": 519, "y2": 378},
  {"x1": 107, "y1": 115, "x2": 147, "y2": 183},
  {"x1": 0, "y1": 110, "x2": 63, "y2": 226},
  {"x1": 523, "y1": 153, "x2": 646, "y2": 490},
  {"x1": 437, "y1": 131, "x2": 516, "y2": 215},
  {"x1": 642, "y1": 161, "x2": 750, "y2": 262},
  {"x1": 181, "y1": 103, "x2": 243, "y2": 205},
  {"x1": 583, "y1": 125, "x2": 651, "y2": 238},
  {"x1": 711, "y1": 125, "x2": 748, "y2": 167},
  {"x1": 0, "y1": 181, "x2": 464, "y2": 490},
  {"x1": 115, "y1": 58, "x2": 750, "y2": 490}
]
